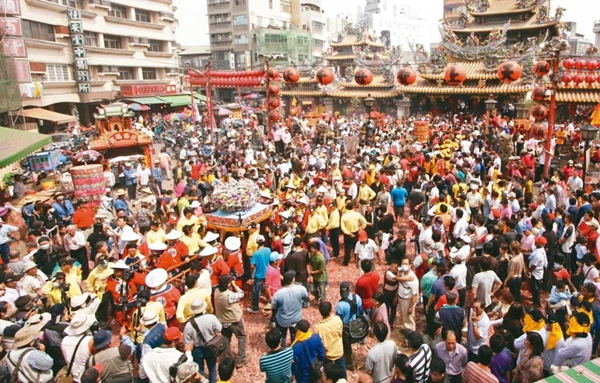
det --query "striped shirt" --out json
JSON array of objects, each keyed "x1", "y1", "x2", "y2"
[
  {"x1": 259, "y1": 347, "x2": 294, "y2": 383},
  {"x1": 409, "y1": 344, "x2": 433, "y2": 383},
  {"x1": 462, "y1": 361, "x2": 499, "y2": 383}
]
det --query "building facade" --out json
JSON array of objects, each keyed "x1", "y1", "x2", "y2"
[
  {"x1": 443, "y1": 0, "x2": 466, "y2": 26},
  {"x1": 594, "y1": 20, "x2": 600, "y2": 49},
  {"x1": 360, "y1": 0, "x2": 428, "y2": 54},
  {"x1": 207, "y1": 0, "x2": 301, "y2": 70},
  {"x1": 1, "y1": 0, "x2": 180, "y2": 123},
  {"x1": 178, "y1": 45, "x2": 212, "y2": 70},
  {"x1": 300, "y1": 0, "x2": 325, "y2": 58}
]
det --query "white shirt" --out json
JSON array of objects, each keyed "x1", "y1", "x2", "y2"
[
  {"x1": 354, "y1": 239, "x2": 378, "y2": 261},
  {"x1": 509, "y1": 199, "x2": 520, "y2": 213},
  {"x1": 453, "y1": 218, "x2": 468, "y2": 238},
  {"x1": 397, "y1": 271, "x2": 419, "y2": 299},
  {"x1": 529, "y1": 247, "x2": 547, "y2": 280},
  {"x1": 0, "y1": 224, "x2": 18, "y2": 245},
  {"x1": 19, "y1": 274, "x2": 43, "y2": 296},
  {"x1": 139, "y1": 347, "x2": 193, "y2": 383},
  {"x1": 138, "y1": 168, "x2": 151, "y2": 186},
  {"x1": 65, "y1": 231, "x2": 86, "y2": 251},
  {"x1": 449, "y1": 262, "x2": 467, "y2": 290},
  {"x1": 62, "y1": 334, "x2": 93, "y2": 381},
  {"x1": 467, "y1": 309, "x2": 490, "y2": 354}
]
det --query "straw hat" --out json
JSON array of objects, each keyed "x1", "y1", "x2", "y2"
[
  {"x1": 224, "y1": 236, "x2": 241, "y2": 251},
  {"x1": 116, "y1": 189, "x2": 126, "y2": 196},
  {"x1": 199, "y1": 245, "x2": 218, "y2": 257},
  {"x1": 148, "y1": 241, "x2": 167, "y2": 251},
  {"x1": 64, "y1": 313, "x2": 96, "y2": 336},
  {"x1": 110, "y1": 259, "x2": 129, "y2": 270},
  {"x1": 203, "y1": 231, "x2": 220, "y2": 243},
  {"x1": 70, "y1": 292, "x2": 90, "y2": 310},
  {"x1": 140, "y1": 310, "x2": 159, "y2": 326},
  {"x1": 13, "y1": 326, "x2": 40, "y2": 349},
  {"x1": 23, "y1": 261, "x2": 37, "y2": 273},
  {"x1": 165, "y1": 230, "x2": 182, "y2": 240},
  {"x1": 121, "y1": 230, "x2": 140, "y2": 242},
  {"x1": 145, "y1": 268, "x2": 168, "y2": 289},
  {"x1": 190, "y1": 299, "x2": 208, "y2": 315}
]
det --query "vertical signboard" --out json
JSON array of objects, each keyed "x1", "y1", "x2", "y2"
[{"x1": 67, "y1": 9, "x2": 90, "y2": 94}]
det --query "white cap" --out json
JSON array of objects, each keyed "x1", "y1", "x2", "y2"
[
  {"x1": 165, "y1": 230, "x2": 182, "y2": 240},
  {"x1": 190, "y1": 201, "x2": 201, "y2": 208},
  {"x1": 203, "y1": 231, "x2": 220, "y2": 243},
  {"x1": 110, "y1": 259, "x2": 130, "y2": 270},
  {"x1": 279, "y1": 210, "x2": 292, "y2": 219},
  {"x1": 459, "y1": 235, "x2": 472, "y2": 244},
  {"x1": 145, "y1": 268, "x2": 168, "y2": 288},
  {"x1": 23, "y1": 261, "x2": 38, "y2": 273},
  {"x1": 260, "y1": 191, "x2": 272, "y2": 198},
  {"x1": 256, "y1": 235, "x2": 266, "y2": 243},
  {"x1": 199, "y1": 245, "x2": 218, "y2": 257},
  {"x1": 121, "y1": 230, "x2": 140, "y2": 242},
  {"x1": 316, "y1": 186, "x2": 328, "y2": 194},
  {"x1": 148, "y1": 241, "x2": 167, "y2": 251},
  {"x1": 298, "y1": 196, "x2": 309, "y2": 205},
  {"x1": 224, "y1": 236, "x2": 241, "y2": 251},
  {"x1": 140, "y1": 310, "x2": 159, "y2": 326},
  {"x1": 70, "y1": 292, "x2": 90, "y2": 309}
]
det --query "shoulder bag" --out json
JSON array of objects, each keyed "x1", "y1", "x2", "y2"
[
  {"x1": 300, "y1": 340, "x2": 321, "y2": 383},
  {"x1": 189, "y1": 316, "x2": 230, "y2": 359},
  {"x1": 342, "y1": 294, "x2": 369, "y2": 343},
  {"x1": 7, "y1": 348, "x2": 34, "y2": 383},
  {"x1": 55, "y1": 335, "x2": 87, "y2": 383}
]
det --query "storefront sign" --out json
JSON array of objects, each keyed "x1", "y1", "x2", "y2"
[
  {"x1": 2, "y1": 37, "x2": 26, "y2": 57},
  {"x1": 413, "y1": 120, "x2": 430, "y2": 143},
  {"x1": 0, "y1": 17, "x2": 22, "y2": 36},
  {"x1": 0, "y1": 0, "x2": 20, "y2": 15},
  {"x1": 14, "y1": 60, "x2": 31, "y2": 82},
  {"x1": 67, "y1": 9, "x2": 90, "y2": 95},
  {"x1": 120, "y1": 84, "x2": 177, "y2": 97},
  {"x1": 27, "y1": 151, "x2": 60, "y2": 172},
  {"x1": 104, "y1": 105, "x2": 126, "y2": 117},
  {"x1": 108, "y1": 131, "x2": 138, "y2": 145}
]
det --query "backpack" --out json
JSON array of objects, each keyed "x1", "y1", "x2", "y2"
[{"x1": 342, "y1": 295, "x2": 369, "y2": 343}]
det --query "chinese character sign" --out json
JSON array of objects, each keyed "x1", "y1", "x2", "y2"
[
  {"x1": 73, "y1": 47, "x2": 86, "y2": 58},
  {"x1": 78, "y1": 83, "x2": 91, "y2": 93},
  {"x1": 2, "y1": 38, "x2": 26, "y2": 57},
  {"x1": 0, "y1": 0, "x2": 20, "y2": 15},
  {"x1": 14, "y1": 60, "x2": 31, "y2": 82},
  {"x1": 67, "y1": 9, "x2": 81, "y2": 20},
  {"x1": 67, "y1": 12, "x2": 89, "y2": 94},
  {"x1": 75, "y1": 58, "x2": 88, "y2": 70},
  {"x1": 71, "y1": 34, "x2": 84, "y2": 46},
  {"x1": 69, "y1": 21, "x2": 83, "y2": 34},
  {"x1": 77, "y1": 71, "x2": 89, "y2": 82},
  {"x1": 0, "y1": 18, "x2": 22, "y2": 36}
]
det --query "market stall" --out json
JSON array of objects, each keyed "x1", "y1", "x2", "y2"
[{"x1": 538, "y1": 358, "x2": 600, "y2": 382}]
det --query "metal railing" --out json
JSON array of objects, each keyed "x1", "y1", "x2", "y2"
[
  {"x1": 208, "y1": 0, "x2": 230, "y2": 7},
  {"x1": 160, "y1": 11, "x2": 175, "y2": 19},
  {"x1": 129, "y1": 36, "x2": 149, "y2": 44},
  {"x1": 89, "y1": 0, "x2": 111, "y2": 7}
]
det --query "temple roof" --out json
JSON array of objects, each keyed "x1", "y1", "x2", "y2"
[
  {"x1": 468, "y1": 0, "x2": 536, "y2": 16},
  {"x1": 280, "y1": 89, "x2": 398, "y2": 98},
  {"x1": 329, "y1": 35, "x2": 385, "y2": 48},
  {"x1": 452, "y1": 18, "x2": 558, "y2": 33},
  {"x1": 556, "y1": 90, "x2": 600, "y2": 103},
  {"x1": 420, "y1": 61, "x2": 497, "y2": 81},
  {"x1": 399, "y1": 76, "x2": 529, "y2": 94},
  {"x1": 339, "y1": 75, "x2": 394, "y2": 88}
]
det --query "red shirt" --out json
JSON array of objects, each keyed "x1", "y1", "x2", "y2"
[
  {"x1": 355, "y1": 272, "x2": 380, "y2": 309},
  {"x1": 435, "y1": 288, "x2": 458, "y2": 311},
  {"x1": 150, "y1": 284, "x2": 181, "y2": 319},
  {"x1": 73, "y1": 207, "x2": 95, "y2": 229},
  {"x1": 202, "y1": 256, "x2": 231, "y2": 287},
  {"x1": 156, "y1": 241, "x2": 189, "y2": 270},
  {"x1": 191, "y1": 164, "x2": 201, "y2": 180},
  {"x1": 226, "y1": 249, "x2": 244, "y2": 278}
]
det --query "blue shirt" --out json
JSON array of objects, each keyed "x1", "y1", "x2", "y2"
[
  {"x1": 490, "y1": 348, "x2": 512, "y2": 383},
  {"x1": 151, "y1": 167, "x2": 163, "y2": 182},
  {"x1": 430, "y1": 275, "x2": 447, "y2": 304},
  {"x1": 252, "y1": 247, "x2": 271, "y2": 279},
  {"x1": 312, "y1": 238, "x2": 330, "y2": 262},
  {"x1": 113, "y1": 199, "x2": 131, "y2": 216},
  {"x1": 390, "y1": 187, "x2": 408, "y2": 207},
  {"x1": 123, "y1": 169, "x2": 137, "y2": 186},
  {"x1": 260, "y1": 347, "x2": 294, "y2": 383},
  {"x1": 272, "y1": 284, "x2": 308, "y2": 327},
  {"x1": 335, "y1": 293, "x2": 363, "y2": 324},
  {"x1": 52, "y1": 200, "x2": 74, "y2": 220},
  {"x1": 292, "y1": 334, "x2": 325, "y2": 383}
]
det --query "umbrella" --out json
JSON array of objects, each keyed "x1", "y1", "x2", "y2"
[
  {"x1": 217, "y1": 108, "x2": 232, "y2": 116},
  {"x1": 168, "y1": 114, "x2": 181, "y2": 121},
  {"x1": 74, "y1": 150, "x2": 102, "y2": 163},
  {"x1": 128, "y1": 103, "x2": 150, "y2": 112},
  {"x1": 243, "y1": 93, "x2": 260, "y2": 99},
  {"x1": 108, "y1": 155, "x2": 144, "y2": 163},
  {"x1": 242, "y1": 106, "x2": 254, "y2": 112}
]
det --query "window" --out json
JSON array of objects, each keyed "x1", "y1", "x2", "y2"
[
  {"x1": 43, "y1": 64, "x2": 71, "y2": 82},
  {"x1": 63, "y1": 0, "x2": 83, "y2": 8},
  {"x1": 280, "y1": 0, "x2": 291, "y2": 13},
  {"x1": 135, "y1": 9, "x2": 151, "y2": 23},
  {"x1": 104, "y1": 34, "x2": 122, "y2": 49},
  {"x1": 234, "y1": 34, "x2": 248, "y2": 45},
  {"x1": 268, "y1": 0, "x2": 272, "y2": 9},
  {"x1": 109, "y1": 5, "x2": 127, "y2": 19},
  {"x1": 234, "y1": 0, "x2": 246, "y2": 5},
  {"x1": 118, "y1": 67, "x2": 134, "y2": 79},
  {"x1": 22, "y1": 20, "x2": 55, "y2": 41},
  {"x1": 142, "y1": 68, "x2": 157, "y2": 80},
  {"x1": 84, "y1": 31, "x2": 98, "y2": 47},
  {"x1": 148, "y1": 40, "x2": 163, "y2": 52},
  {"x1": 233, "y1": 15, "x2": 248, "y2": 26},
  {"x1": 297, "y1": 36, "x2": 307, "y2": 45},
  {"x1": 100, "y1": 65, "x2": 118, "y2": 72}
]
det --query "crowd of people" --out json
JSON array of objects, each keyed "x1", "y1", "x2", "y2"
[{"x1": 0, "y1": 109, "x2": 598, "y2": 383}]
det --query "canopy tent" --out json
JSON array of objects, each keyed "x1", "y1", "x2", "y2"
[
  {"x1": 157, "y1": 94, "x2": 206, "y2": 107},
  {"x1": 21, "y1": 108, "x2": 77, "y2": 124},
  {"x1": 538, "y1": 358, "x2": 600, "y2": 382},
  {"x1": 122, "y1": 97, "x2": 165, "y2": 105},
  {"x1": 0, "y1": 127, "x2": 52, "y2": 169}
]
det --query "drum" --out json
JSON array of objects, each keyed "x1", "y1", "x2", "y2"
[{"x1": 69, "y1": 164, "x2": 105, "y2": 206}]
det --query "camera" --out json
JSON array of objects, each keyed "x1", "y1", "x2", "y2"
[
  {"x1": 58, "y1": 283, "x2": 70, "y2": 292},
  {"x1": 123, "y1": 269, "x2": 134, "y2": 281}
]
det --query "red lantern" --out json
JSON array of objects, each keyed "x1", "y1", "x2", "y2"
[
  {"x1": 316, "y1": 68, "x2": 335, "y2": 85},
  {"x1": 497, "y1": 61, "x2": 522, "y2": 83},
  {"x1": 283, "y1": 67, "x2": 300, "y2": 83},
  {"x1": 354, "y1": 68, "x2": 374, "y2": 85},
  {"x1": 267, "y1": 68, "x2": 280, "y2": 80},
  {"x1": 597, "y1": 74, "x2": 600, "y2": 83},
  {"x1": 574, "y1": 59, "x2": 587, "y2": 71},
  {"x1": 572, "y1": 74, "x2": 584, "y2": 84},
  {"x1": 270, "y1": 97, "x2": 281, "y2": 108},
  {"x1": 530, "y1": 104, "x2": 548, "y2": 120},
  {"x1": 586, "y1": 60, "x2": 598, "y2": 71},
  {"x1": 561, "y1": 73, "x2": 572, "y2": 84},
  {"x1": 396, "y1": 67, "x2": 417, "y2": 85},
  {"x1": 585, "y1": 74, "x2": 596, "y2": 86},
  {"x1": 563, "y1": 58, "x2": 575, "y2": 70},
  {"x1": 533, "y1": 61, "x2": 551, "y2": 77},
  {"x1": 532, "y1": 86, "x2": 547, "y2": 101},
  {"x1": 268, "y1": 84, "x2": 280, "y2": 95},
  {"x1": 269, "y1": 110, "x2": 280, "y2": 122},
  {"x1": 533, "y1": 123, "x2": 546, "y2": 138},
  {"x1": 444, "y1": 64, "x2": 466, "y2": 85}
]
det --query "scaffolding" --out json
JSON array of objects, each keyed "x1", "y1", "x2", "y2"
[
  {"x1": 253, "y1": 27, "x2": 313, "y2": 68},
  {"x1": 0, "y1": 5, "x2": 24, "y2": 129}
]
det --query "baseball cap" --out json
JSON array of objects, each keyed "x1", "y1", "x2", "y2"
[
  {"x1": 553, "y1": 269, "x2": 570, "y2": 279},
  {"x1": 535, "y1": 236, "x2": 547, "y2": 247},
  {"x1": 163, "y1": 327, "x2": 182, "y2": 342},
  {"x1": 256, "y1": 235, "x2": 265, "y2": 244},
  {"x1": 358, "y1": 230, "x2": 368, "y2": 241},
  {"x1": 583, "y1": 282, "x2": 597, "y2": 293},
  {"x1": 269, "y1": 252, "x2": 283, "y2": 262},
  {"x1": 340, "y1": 282, "x2": 351, "y2": 299}
]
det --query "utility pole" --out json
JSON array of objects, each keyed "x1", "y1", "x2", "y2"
[{"x1": 544, "y1": 49, "x2": 560, "y2": 178}]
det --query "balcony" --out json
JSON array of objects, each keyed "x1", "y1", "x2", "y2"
[
  {"x1": 89, "y1": 0, "x2": 111, "y2": 10},
  {"x1": 144, "y1": 51, "x2": 175, "y2": 58},
  {"x1": 594, "y1": 21, "x2": 600, "y2": 33},
  {"x1": 104, "y1": 15, "x2": 166, "y2": 30},
  {"x1": 25, "y1": 38, "x2": 69, "y2": 50},
  {"x1": 213, "y1": 59, "x2": 232, "y2": 69},
  {"x1": 445, "y1": 11, "x2": 460, "y2": 19},
  {"x1": 129, "y1": 37, "x2": 150, "y2": 46},
  {"x1": 87, "y1": 46, "x2": 136, "y2": 56},
  {"x1": 208, "y1": 0, "x2": 230, "y2": 8},
  {"x1": 160, "y1": 11, "x2": 175, "y2": 21},
  {"x1": 112, "y1": 79, "x2": 172, "y2": 86},
  {"x1": 25, "y1": 0, "x2": 96, "y2": 18},
  {"x1": 444, "y1": 0, "x2": 465, "y2": 5}
]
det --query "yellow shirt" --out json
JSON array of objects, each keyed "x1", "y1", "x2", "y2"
[
  {"x1": 327, "y1": 209, "x2": 340, "y2": 230},
  {"x1": 146, "y1": 228, "x2": 166, "y2": 245},
  {"x1": 525, "y1": 180, "x2": 533, "y2": 194},
  {"x1": 246, "y1": 231, "x2": 259, "y2": 257},
  {"x1": 59, "y1": 268, "x2": 82, "y2": 296},
  {"x1": 556, "y1": 129, "x2": 567, "y2": 145},
  {"x1": 314, "y1": 315, "x2": 344, "y2": 360},
  {"x1": 180, "y1": 233, "x2": 205, "y2": 254},
  {"x1": 358, "y1": 185, "x2": 376, "y2": 202},
  {"x1": 314, "y1": 205, "x2": 328, "y2": 223},
  {"x1": 331, "y1": 168, "x2": 342, "y2": 181},
  {"x1": 306, "y1": 213, "x2": 326, "y2": 234},
  {"x1": 365, "y1": 171, "x2": 377, "y2": 186},
  {"x1": 41, "y1": 281, "x2": 81, "y2": 306},
  {"x1": 177, "y1": 215, "x2": 200, "y2": 233},
  {"x1": 336, "y1": 196, "x2": 347, "y2": 213},
  {"x1": 130, "y1": 302, "x2": 167, "y2": 342},
  {"x1": 86, "y1": 264, "x2": 114, "y2": 298},
  {"x1": 340, "y1": 211, "x2": 367, "y2": 235},
  {"x1": 176, "y1": 287, "x2": 214, "y2": 323}
]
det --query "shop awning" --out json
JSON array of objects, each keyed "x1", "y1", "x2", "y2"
[
  {"x1": 123, "y1": 97, "x2": 166, "y2": 105},
  {"x1": 0, "y1": 127, "x2": 52, "y2": 169},
  {"x1": 538, "y1": 358, "x2": 600, "y2": 382},
  {"x1": 21, "y1": 108, "x2": 78, "y2": 124},
  {"x1": 157, "y1": 94, "x2": 206, "y2": 107}
]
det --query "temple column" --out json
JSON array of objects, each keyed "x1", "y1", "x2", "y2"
[
  {"x1": 395, "y1": 98, "x2": 411, "y2": 118},
  {"x1": 323, "y1": 97, "x2": 334, "y2": 115},
  {"x1": 516, "y1": 101, "x2": 529, "y2": 119}
]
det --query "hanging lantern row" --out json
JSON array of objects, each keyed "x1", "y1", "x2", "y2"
[
  {"x1": 530, "y1": 104, "x2": 549, "y2": 121},
  {"x1": 188, "y1": 77, "x2": 265, "y2": 87},
  {"x1": 563, "y1": 58, "x2": 598, "y2": 71},
  {"x1": 561, "y1": 73, "x2": 600, "y2": 87}
]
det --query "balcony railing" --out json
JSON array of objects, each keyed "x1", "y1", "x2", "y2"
[
  {"x1": 210, "y1": 19, "x2": 231, "y2": 25},
  {"x1": 129, "y1": 36, "x2": 150, "y2": 45},
  {"x1": 594, "y1": 21, "x2": 600, "y2": 32},
  {"x1": 208, "y1": 0, "x2": 230, "y2": 7},
  {"x1": 160, "y1": 11, "x2": 175, "y2": 20},
  {"x1": 89, "y1": 0, "x2": 111, "y2": 7}
]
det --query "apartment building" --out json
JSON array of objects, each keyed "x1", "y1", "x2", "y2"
[
  {"x1": 442, "y1": 0, "x2": 466, "y2": 26},
  {"x1": 300, "y1": 0, "x2": 325, "y2": 58},
  {"x1": 3, "y1": 0, "x2": 179, "y2": 120}
]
